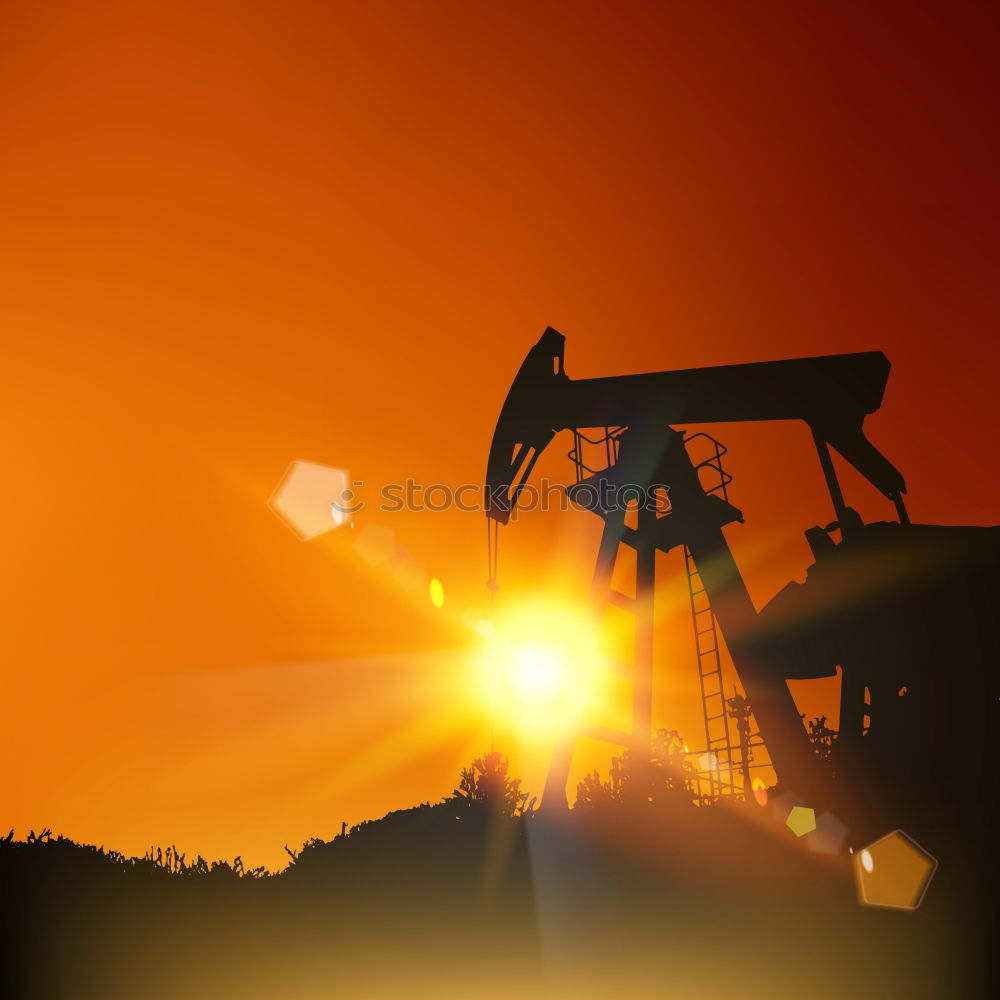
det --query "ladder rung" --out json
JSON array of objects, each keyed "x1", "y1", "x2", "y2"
[
  {"x1": 706, "y1": 712, "x2": 727, "y2": 722},
  {"x1": 697, "y1": 647, "x2": 718, "y2": 657},
  {"x1": 696, "y1": 625, "x2": 715, "y2": 637}
]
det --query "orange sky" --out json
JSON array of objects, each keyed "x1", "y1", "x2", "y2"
[{"x1": 2, "y1": 1, "x2": 998, "y2": 868}]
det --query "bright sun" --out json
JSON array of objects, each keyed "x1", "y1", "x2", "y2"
[
  {"x1": 474, "y1": 601, "x2": 604, "y2": 742},
  {"x1": 511, "y1": 642, "x2": 567, "y2": 699}
]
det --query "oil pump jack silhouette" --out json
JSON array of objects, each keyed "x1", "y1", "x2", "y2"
[{"x1": 485, "y1": 328, "x2": 999, "y2": 838}]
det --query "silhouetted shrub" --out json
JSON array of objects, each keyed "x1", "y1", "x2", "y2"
[
  {"x1": 575, "y1": 728, "x2": 698, "y2": 810},
  {"x1": 446, "y1": 750, "x2": 536, "y2": 817}
]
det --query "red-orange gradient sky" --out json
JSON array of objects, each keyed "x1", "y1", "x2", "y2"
[{"x1": 2, "y1": 1, "x2": 998, "y2": 868}]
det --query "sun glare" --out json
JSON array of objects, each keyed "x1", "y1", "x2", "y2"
[
  {"x1": 512, "y1": 642, "x2": 566, "y2": 699},
  {"x1": 474, "y1": 602, "x2": 603, "y2": 743}
]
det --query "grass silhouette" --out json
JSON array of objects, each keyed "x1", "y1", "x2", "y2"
[{"x1": 2, "y1": 752, "x2": 995, "y2": 999}]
